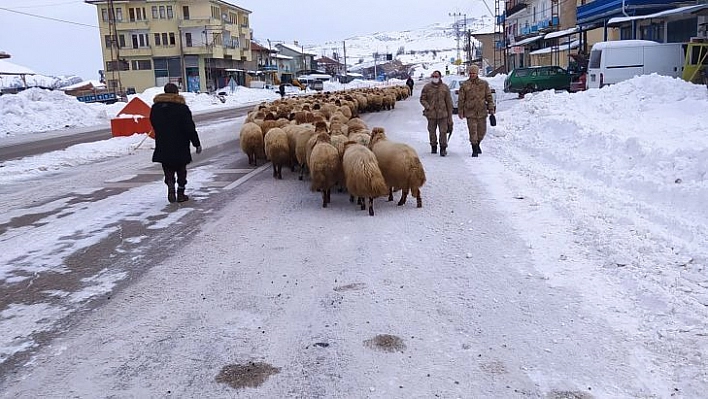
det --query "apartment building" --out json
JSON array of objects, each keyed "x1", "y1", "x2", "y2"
[
  {"x1": 577, "y1": 0, "x2": 707, "y2": 44},
  {"x1": 499, "y1": 0, "x2": 707, "y2": 71},
  {"x1": 85, "y1": 0, "x2": 252, "y2": 93},
  {"x1": 503, "y1": 0, "x2": 578, "y2": 70}
]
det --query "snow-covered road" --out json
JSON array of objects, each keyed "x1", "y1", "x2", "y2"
[{"x1": 1, "y1": 80, "x2": 707, "y2": 397}]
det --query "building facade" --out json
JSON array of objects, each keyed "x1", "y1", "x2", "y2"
[
  {"x1": 85, "y1": 0, "x2": 252, "y2": 93},
  {"x1": 498, "y1": 0, "x2": 707, "y2": 71}
]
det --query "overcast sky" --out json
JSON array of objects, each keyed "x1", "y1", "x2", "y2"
[{"x1": 0, "y1": 0, "x2": 491, "y2": 80}]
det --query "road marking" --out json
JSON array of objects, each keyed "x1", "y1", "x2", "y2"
[{"x1": 224, "y1": 164, "x2": 270, "y2": 190}]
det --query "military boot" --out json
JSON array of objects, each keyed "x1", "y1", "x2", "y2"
[
  {"x1": 471, "y1": 144, "x2": 479, "y2": 157},
  {"x1": 177, "y1": 187, "x2": 189, "y2": 202},
  {"x1": 431, "y1": 145, "x2": 437, "y2": 154},
  {"x1": 440, "y1": 146, "x2": 447, "y2": 157}
]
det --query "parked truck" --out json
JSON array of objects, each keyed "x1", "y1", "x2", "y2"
[{"x1": 586, "y1": 40, "x2": 685, "y2": 89}]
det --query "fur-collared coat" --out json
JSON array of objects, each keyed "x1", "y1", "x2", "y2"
[{"x1": 150, "y1": 93, "x2": 201, "y2": 165}]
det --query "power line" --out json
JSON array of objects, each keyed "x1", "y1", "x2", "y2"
[
  {"x1": 0, "y1": 6, "x2": 98, "y2": 29},
  {"x1": 7, "y1": 1, "x2": 84, "y2": 9}
]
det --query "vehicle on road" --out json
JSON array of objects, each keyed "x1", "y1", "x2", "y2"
[
  {"x1": 503, "y1": 65, "x2": 578, "y2": 95},
  {"x1": 586, "y1": 40, "x2": 685, "y2": 89},
  {"x1": 443, "y1": 75, "x2": 467, "y2": 114},
  {"x1": 445, "y1": 75, "x2": 497, "y2": 114}
]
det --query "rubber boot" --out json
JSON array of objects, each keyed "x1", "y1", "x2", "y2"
[
  {"x1": 477, "y1": 143, "x2": 482, "y2": 154},
  {"x1": 167, "y1": 185, "x2": 177, "y2": 203},
  {"x1": 177, "y1": 187, "x2": 189, "y2": 202},
  {"x1": 440, "y1": 146, "x2": 447, "y2": 157},
  {"x1": 431, "y1": 145, "x2": 437, "y2": 154}
]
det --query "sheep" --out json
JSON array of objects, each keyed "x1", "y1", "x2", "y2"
[
  {"x1": 308, "y1": 132, "x2": 343, "y2": 208},
  {"x1": 368, "y1": 127, "x2": 427, "y2": 208},
  {"x1": 239, "y1": 122, "x2": 265, "y2": 166},
  {"x1": 264, "y1": 127, "x2": 290, "y2": 179},
  {"x1": 341, "y1": 141, "x2": 389, "y2": 216},
  {"x1": 283, "y1": 123, "x2": 314, "y2": 172},
  {"x1": 294, "y1": 127, "x2": 319, "y2": 180}
]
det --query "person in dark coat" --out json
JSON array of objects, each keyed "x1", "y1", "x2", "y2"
[
  {"x1": 150, "y1": 83, "x2": 202, "y2": 203},
  {"x1": 278, "y1": 82, "x2": 286, "y2": 98},
  {"x1": 405, "y1": 76, "x2": 414, "y2": 96}
]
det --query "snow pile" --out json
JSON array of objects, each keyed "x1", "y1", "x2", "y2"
[{"x1": 0, "y1": 88, "x2": 109, "y2": 136}]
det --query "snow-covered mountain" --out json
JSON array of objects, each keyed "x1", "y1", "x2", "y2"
[{"x1": 260, "y1": 17, "x2": 492, "y2": 73}]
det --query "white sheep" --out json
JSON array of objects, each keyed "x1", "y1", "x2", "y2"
[
  {"x1": 264, "y1": 127, "x2": 290, "y2": 179},
  {"x1": 239, "y1": 122, "x2": 265, "y2": 166},
  {"x1": 308, "y1": 132, "x2": 343, "y2": 208},
  {"x1": 341, "y1": 141, "x2": 389, "y2": 216},
  {"x1": 368, "y1": 127, "x2": 427, "y2": 208}
]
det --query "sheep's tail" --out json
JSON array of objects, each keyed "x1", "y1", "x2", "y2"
[{"x1": 408, "y1": 154, "x2": 427, "y2": 188}]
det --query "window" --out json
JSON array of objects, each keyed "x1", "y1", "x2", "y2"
[
  {"x1": 228, "y1": 12, "x2": 237, "y2": 24},
  {"x1": 241, "y1": 15, "x2": 248, "y2": 27},
  {"x1": 101, "y1": 8, "x2": 109, "y2": 22},
  {"x1": 154, "y1": 33, "x2": 161, "y2": 46},
  {"x1": 129, "y1": 7, "x2": 147, "y2": 21},
  {"x1": 169, "y1": 32, "x2": 175, "y2": 45},
  {"x1": 211, "y1": 6, "x2": 220, "y2": 19},
  {"x1": 106, "y1": 60, "x2": 128, "y2": 71},
  {"x1": 185, "y1": 32, "x2": 193, "y2": 47},
  {"x1": 183, "y1": 6, "x2": 190, "y2": 20},
  {"x1": 152, "y1": 6, "x2": 158, "y2": 19},
  {"x1": 132, "y1": 33, "x2": 149, "y2": 48},
  {"x1": 104, "y1": 35, "x2": 125, "y2": 48},
  {"x1": 167, "y1": 6, "x2": 173, "y2": 19},
  {"x1": 115, "y1": 8, "x2": 123, "y2": 22},
  {"x1": 161, "y1": 33, "x2": 168, "y2": 45},
  {"x1": 159, "y1": 6, "x2": 166, "y2": 19},
  {"x1": 131, "y1": 60, "x2": 152, "y2": 70}
]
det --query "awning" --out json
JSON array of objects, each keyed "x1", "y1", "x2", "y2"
[
  {"x1": 544, "y1": 26, "x2": 579, "y2": 40},
  {"x1": 608, "y1": 4, "x2": 708, "y2": 26},
  {"x1": 512, "y1": 35, "x2": 543, "y2": 47},
  {"x1": 529, "y1": 40, "x2": 580, "y2": 56}
]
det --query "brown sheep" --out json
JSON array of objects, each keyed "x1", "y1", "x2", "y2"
[
  {"x1": 264, "y1": 127, "x2": 290, "y2": 179},
  {"x1": 341, "y1": 142, "x2": 389, "y2": 216},
  {"x1": 239, "y1": 122, "x2": 265, "y2": 166},
  {"x1": 308, "y1": 133, "x2": 343, "y2": 208},
  {"x1": 368, "y1": 127, "x2": 427, "y2": 208}
]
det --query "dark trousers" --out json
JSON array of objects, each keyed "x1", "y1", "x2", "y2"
[{"x1": 162, "y1": 163, "x2": 187, "y2": 188}]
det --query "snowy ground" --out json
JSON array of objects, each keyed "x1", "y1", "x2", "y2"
[{"x1": 1, "y1": 74, "x2": 707, "y2": 397}]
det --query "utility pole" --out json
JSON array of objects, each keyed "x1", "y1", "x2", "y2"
[
  {"x1": 449, "y1": 12, "x2": 463, "y2": 62},
  {"x1": 342, "y1": 40, "x2": 347, "y2": 77}
]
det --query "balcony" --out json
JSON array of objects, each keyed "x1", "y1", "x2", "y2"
[
  {"x1": 119, "y1": 47, "x2": 152, "y2": 57},
  {"x1": 114, "y1": 19, "x2": 150, "y2": 29},
  {"x1": 183, "y1": 45, "x2": 224, "y2": 58},
  {"x1": 506, "y1": 0, "x2": 528, "y2": 18},
  {"x1": 180, "y1": 17, "x2": 223, "y2": 29}
]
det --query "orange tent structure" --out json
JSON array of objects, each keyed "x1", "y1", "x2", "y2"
[{"x1": 110, "y1": 97, "x2": 154, "y2": 138}]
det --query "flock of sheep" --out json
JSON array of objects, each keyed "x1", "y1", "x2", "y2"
[{"x1": 238, "y1": 85, "x2": 427, "y2": 216}]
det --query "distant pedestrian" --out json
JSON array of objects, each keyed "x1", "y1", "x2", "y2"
[
  {"x1": 405, "y1": 76, "x2": 414, "y2": 96},
  {"x1": 150, "y1": 83, "x2": 202, "y2": 203},
  {"x1": 278, "y1": 82, "x2": 286, "y2": 98},
  {"x1": 457, "y1": 65, "x2": 495, "y2": 157},
  {"x1": 420, "y1": 70, "x2": 453, "y2": 157}
]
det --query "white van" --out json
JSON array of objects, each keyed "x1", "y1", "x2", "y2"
[{"x1": 586, "y1": 40, "x2": 685, "y2": 89}]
